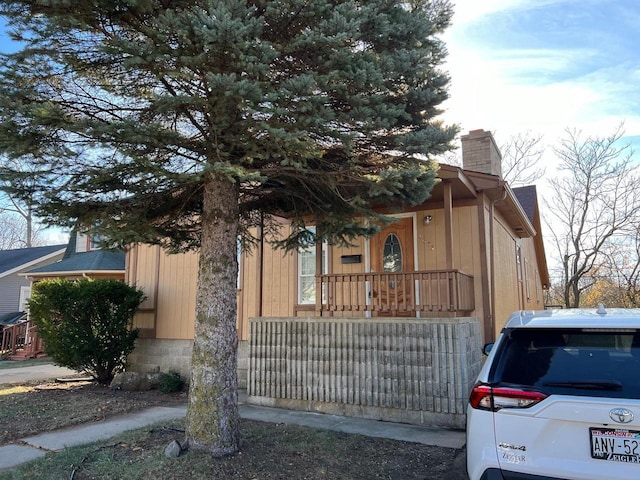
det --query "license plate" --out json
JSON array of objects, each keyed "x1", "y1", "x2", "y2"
[{"x1": 590, "y1": 428, "x2": 640, "y2": 463}]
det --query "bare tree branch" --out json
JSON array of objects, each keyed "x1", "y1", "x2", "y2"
[
  {"x1": 499, "y1": 131, "x2": 545, "y2": 187},
  {"x1": 545, "y1": 124, "x2": 640, "y2": 307}
]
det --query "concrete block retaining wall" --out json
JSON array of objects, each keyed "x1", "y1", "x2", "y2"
[
  {"x1": 248, "y1": 317, "x2": 482, "y2": 429},
  {"x1": 128, "y1": 338, "x2": 193, "y2": 379}
]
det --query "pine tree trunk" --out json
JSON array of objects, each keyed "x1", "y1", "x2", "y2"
[{"x1": 185, "y1": 174, "x2": 240, "y2": 456}]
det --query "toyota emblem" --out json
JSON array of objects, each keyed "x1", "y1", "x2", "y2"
[{"x1": 610, "y1": 408, "x2": 634, "y2": 424}]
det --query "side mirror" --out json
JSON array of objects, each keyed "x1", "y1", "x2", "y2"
[{"x1": 482, "y1": 343, "x2": 494, "y2": 356}]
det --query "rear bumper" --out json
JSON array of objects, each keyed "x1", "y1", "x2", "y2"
[{"x1": 480, "y1": 468, "x2": 569, "y2": 480}]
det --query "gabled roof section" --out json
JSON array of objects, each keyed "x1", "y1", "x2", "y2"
[
  {"x1": 0, "y1": 244, "x2": 67, "y2": 279},
  {"x1": 512, "y1": 185, "x2": 537, "y2": 224},
  {"x1": 25, "y1": 249, "x2": 125, "y2": 276},
  {"x1": 513, "y1": 185, "x2": 550, "y2": 289}
]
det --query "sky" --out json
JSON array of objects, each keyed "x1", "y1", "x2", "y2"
[
  {"x1": 441, "y1": 0, "x2": 640, "y2": 154},
  {"x1": 0, "y1": 2, "x2": 637, "y2": 244}
]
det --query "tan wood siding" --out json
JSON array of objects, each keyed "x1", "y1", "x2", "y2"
[
  {"x1": 261, "y1": 226, "x2": 296, "y2": 318},
  {"x1": 493, "y1": 215, "x2": 521, "y2": 333},
  {"x1": 128, "y1": 202, "x2": 545, "y2": 344},
  {"x1": 155, "y1": 250, "x2": 198, "y2": 339},
  {"x1": 520, "y1": 237, "x2": 544, "y2": 311}
]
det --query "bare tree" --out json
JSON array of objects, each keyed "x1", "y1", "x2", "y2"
[
  {"x1": 0, "y1": 211, "x2": 44, "y2": 249},
  {"x1": 0, "y1": 156, "x2": 41, "y2": 247},
  {"x1": 546, "y1": 124, "x2": 640, "y2": 308},
  {"x1": 499, "y1": 131, "x2": 545, "y2": 187},
  {"x1": 598, "y1": 225, "x2": 640, "y2": 307}
]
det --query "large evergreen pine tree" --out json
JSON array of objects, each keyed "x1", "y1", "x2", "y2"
[{"x1": 0, "y1": 0, "x2": 456, "y2": 455}]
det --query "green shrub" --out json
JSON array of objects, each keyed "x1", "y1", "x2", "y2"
[
  {"x1": 159, "y1": 371, "x2": 185, "y2": 393},
  {"x1": 29, "y1": 279, "x2": 145, "y2": 384}
]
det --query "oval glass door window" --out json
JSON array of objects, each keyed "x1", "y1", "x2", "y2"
[{"x1": 382, "y1": 234, "x2": 402, "y2": 272}]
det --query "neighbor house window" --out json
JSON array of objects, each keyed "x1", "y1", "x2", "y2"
[
  {"x1": 90, "y1": 233, "x2": 105, "y2": 250},
  {"x1": 298, "y1": 228, "x2": 327, "y2": 305}
]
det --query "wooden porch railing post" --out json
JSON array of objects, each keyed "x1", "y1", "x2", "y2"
[{"x1": 317, "y1": 270, "x2": 474, "y2": 316}]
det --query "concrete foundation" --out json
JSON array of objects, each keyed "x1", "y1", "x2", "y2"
[{"x1": 128, "y1": 337, "x2": 250, "y2": 389}]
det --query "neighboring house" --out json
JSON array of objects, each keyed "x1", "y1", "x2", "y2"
[
  {"x1": 3, "y1": 232, "x2": 126, "y2": 360},
  {"x1": 0, "y1": 244, "x2": 66, "y2": 315},
  {"x1": 126, "y1": 129, "x2": 550, "y2": 428},
  {"x1": 23, "y1": 231, "x2": 125, "y2": 283}
]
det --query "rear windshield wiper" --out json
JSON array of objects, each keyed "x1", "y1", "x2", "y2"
[{"x1": 542, "y1": 380, "x2": 623, "y2": 390}]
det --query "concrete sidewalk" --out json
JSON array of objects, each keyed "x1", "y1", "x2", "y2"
[{"x1": 0, "y1": 401, "x2": 466, "y2": 471}]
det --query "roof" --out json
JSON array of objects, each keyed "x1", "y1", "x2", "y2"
[
  {"x1": 512, "y1": 185, "x2": 537, "y2": 224},
  {"x1": 512, "y1": 185, "x2": 550, "y2": 288},
  {"x1": 436, "y1": 164, "x2": 537, "y2": 238},
  {"x1": 26, "y1": 249, "x2": 125, "y2": 275},
  {"x1": 0, "y1": 244, "x2": 67, "y2": 278},
  {"x1": 504, "y1": 307, "x2": 640, "y2": 329}
]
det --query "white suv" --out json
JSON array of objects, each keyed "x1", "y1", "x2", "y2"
[{"x1": 467, "y1": 306, "x2": 640, "y2": 480}]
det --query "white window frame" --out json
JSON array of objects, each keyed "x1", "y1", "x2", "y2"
[
  {"x1": 19, "y1": 286, "x2": 31, "y2": 312},
  {"x1": 297, "y1": 228, "x2": 328, "y2": 305}
]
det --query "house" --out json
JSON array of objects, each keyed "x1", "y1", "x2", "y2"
[
  {"x1": 0, "y1": 244, "x2": 66, "y2": 315},
  {"x1": 126, "y1": 129, "x2": 550, "y2": 428},
  {"x1": 2, "y1": 232, "x2": 125, "y2": 359},
  {"x1": 23, "y1": 231, "x2": 125, "y2": 282}
]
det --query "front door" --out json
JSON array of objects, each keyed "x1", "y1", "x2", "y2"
[{"x1": 370, "y1": 217, "x2": 415, "y2": 316}]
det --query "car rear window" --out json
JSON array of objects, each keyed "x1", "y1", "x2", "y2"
[{"x1": 488, "y1": 328, "x2": 640, "y2": 399}]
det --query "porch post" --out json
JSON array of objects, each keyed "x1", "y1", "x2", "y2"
[
  {"x1": 444, "y1": 180, "x2": 454, "y2": 270},
  {"x1": 315, "y1": 236, "x2": 325, "y2": 316},
  {"x1": 444, "y1": 181, "x2": 456, "y2": 313},
  {"x1": 477, "y1": 194, "x2": 493, "y2": 343}
]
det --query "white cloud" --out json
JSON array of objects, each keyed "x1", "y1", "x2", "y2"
[
  {"x1": 449, "y1": 0, "x2": 565, "y2": 26},
  {"x1": 440, "y1": 1, "x2": 640, "y2": 146}
]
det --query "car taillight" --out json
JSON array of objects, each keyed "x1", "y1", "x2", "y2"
[{"x1": 469, "y1": 384, "x2": 548, "y2": 411}]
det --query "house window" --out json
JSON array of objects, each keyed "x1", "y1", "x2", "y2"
[
  {"x1": 19, "y1": 286, "x2": 31, "y2": 312},
  {"x1": 383, "y1": 234, "x2": 403, "y2": 272},
  {"x1": 298, "y1": 228, "x2": 327, "y2": 305},
  {"x1": 90, "y1": 233, "x2": 105, "y2": 250},
  {"x1": 525, "y1": 259, "x2": 531, "y2": 300}
]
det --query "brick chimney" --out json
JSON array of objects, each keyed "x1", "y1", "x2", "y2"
[{"x1": 461, "y1": 129, "x2": 502, "y2": 178}]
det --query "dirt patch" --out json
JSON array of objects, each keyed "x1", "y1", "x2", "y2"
[
  {"x1": 0, "y1": 381, "x2": 186, "y2": 444},
  {"x1": 0, "y1": 380, "x2": 468, "y2": 479},
  {"x1": 66, "y1": 420, "x2": 467, "y2": 480}
]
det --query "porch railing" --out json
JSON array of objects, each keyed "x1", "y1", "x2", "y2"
[
  {"x1": 317, "y1": 270, "x2": 474, "y2": 315},
  {"x1": 1, "y1": 321, "x2": 44, "y2": 358}
]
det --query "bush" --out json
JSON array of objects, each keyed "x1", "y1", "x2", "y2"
[
  {"x1": 159, "y1": 371, "x2": 185, "y2": 393},
  {"x1": 29, "y1": 279, "x2": 145, "y2": 384}
]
